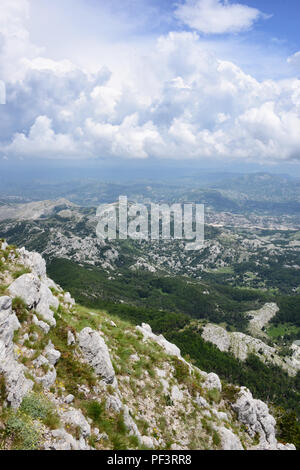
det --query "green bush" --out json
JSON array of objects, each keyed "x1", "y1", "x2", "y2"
[
  {"x1": 172, "y1": 357, "x2": 190, "y2": 384},
  {"x1": 222, "y1": 383, "x2": 240, "y2": 403},
  {"x1": 212, "y1": 429, "x2": 221, "y2": 447},
  {"x1": 206, "y1": 388, "x2": 221, "y2": 404},
  {"x1": 12, "y1": 297, "x2": 29, "y2": 323},
  {"x1": 20, "y1": 393, "x2": 60, "y2": 429},
  {"x1": 12, "y1": 267, "x2": 31, "y2": 280},
  {"x1": 276, "y1": 409, "x2": 300, "y2": 450},
  {"x1": 0, "y1": 374, "x2": 6, "y2": 404},
  {"x1": 84, "y1": 400, "x2": 105, "y2": 422},
  {"x1": 6, "y1": 412, "x2": 39, "y2": 450}
]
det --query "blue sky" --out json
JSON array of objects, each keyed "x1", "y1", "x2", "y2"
[{"x1": 1, "y1": 0, "x2": 300, "y2": 169}]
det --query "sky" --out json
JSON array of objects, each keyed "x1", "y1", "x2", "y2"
[{"x1": 1, "y1": 0, "x2": 300, "y2": 171}]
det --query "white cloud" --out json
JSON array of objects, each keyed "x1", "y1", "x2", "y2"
[
  {"x1": 5, "y1": 116, "x2": 80, "y2": 158},
  {"x1": 0, "y1": 0, "x2": 41, "y2": 82},
  {"x1": 1, "y1": 1, "x2": 300, "y2": 164},
  {"x1": 174, "y1": 0, "x2": 264, "y2": 34}
]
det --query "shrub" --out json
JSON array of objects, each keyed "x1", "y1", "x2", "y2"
[
  {"x1": 12, "y1": 267, "x2": 31, "y2": 280},
  {"x1": 12, "y1": 297, "x2": 29, "y2": 323},
  {"x1": 172, "y1": 357, "x2": 190, "y2": 384},
  {"x1": 6, "y1": 412, "x2": 39, "y2": 450},
  {"x1": 206, "y1": 388, "x2": 221, "y2": 404},
  {"x1": 20, "y1": 393, "x2": 60, "y2": 429},
  {"x1": 212, "y1": 430, "x2": 221, "y2": 447},
  {"x1": 84, "y1": 400, "x2": 105, "y2": 422},
  {"x1": 0, "y1": 374, "x2": 6, "y2": 404},
  {"x1": 276, "y1": 408, "x2": 300, "y2": 450},
  {"x1": 222, "y1": 383, "x2": 240, "y2": 403}
]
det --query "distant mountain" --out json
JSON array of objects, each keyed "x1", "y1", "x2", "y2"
[{"x1": 211, "y1": 173, "x2": 300, "y2": 202}]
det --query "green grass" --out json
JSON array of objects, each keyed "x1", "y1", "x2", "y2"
[
  {"x1": 12, "y1": 297, "x2": 30, "y2": 323},
  {"x1": 4, "y1": 411, "x2": 40, "y2": 450},
  {"x1": 82, "y1": 399, "x2": 141, "y2": 450},
  {"x1": 267, "y1": 323, "x2": 300, "y2": 340},
  {"x1": 20, "y1": 393, "x2": 60, "y2": 429},
  {"x1": 11, "y1": 267, "x2": 31, "y2": 279}
]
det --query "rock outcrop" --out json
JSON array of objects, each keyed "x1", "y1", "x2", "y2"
[
  {"x1": 202, "y1": 323, "x2": 300, "y2": 377},
  {"x1": 0, "y1": 296, "x2": 33, "y2": 408},
  {"x1": 137, "y1": 323, "x2": 181, "y2": 357},
  {"x1": 78, "y1": 327, "x2": 116, "y2": 385},
  {"x1": 232, "y1": 387, "x2": 295, "y2": 450}
]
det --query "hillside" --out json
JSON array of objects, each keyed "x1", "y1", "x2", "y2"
[{"x1": 0, "y1": 241, "x2": 298, "y2": 450}]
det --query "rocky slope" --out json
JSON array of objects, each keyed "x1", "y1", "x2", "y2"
[
  {"x1": 201, "y1": 320, "x2": 300, "y2": 377},
  {"x1": 0, "y1": 241, "x2": 295, "y2": 450}
]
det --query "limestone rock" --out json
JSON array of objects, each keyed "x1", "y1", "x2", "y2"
[
  {"x1": 142, "y1": 436, "x2": 155, "y2": 449},
  {"x1": 123, "y1": 405, "x2": 142, "y2": 443},
  {"x1": 18, "y1": 248, "x2": 47, "y2": 279},
  {"x1": 8, "y1": 274, "x2": 58, "y2": 326},
  {"x1": 171, "y1": 385, "x2": 184, "y2": 402},
  {"x1": 62, "y1": 409, "x2": 91, "y2": 438},
  {"x1": 45, "y1": 340, "x2": 61, "y2": 365},
  {"x1": 195, "y1": 395, "x2": 209, "y2": 408},
  {"x1": 78, "y1": 327, "x2": 115, "y2": 384},
  {"x1": 8, "y1": 273, "x2": 41, "y2": 309},
  {"x1": 0, "y1": 296, "x2": 33, "y2": 408},
  {"x1": 233, "y1": 387, "x2": 282, "y2": 449},
  {"x1": 218, "y1": 426, "x2": 243, "y2": 450},
  {"x1": 33, "y1": 354, "x2": 57, "y2": 389},
  {"x1": 45, "y1": 429, "x2": 90, "y2": 451},
  {"x1": 65, "y1": 394, "x2": 75, "y2": 404},
  {"x1": 202, "y1": 323, "x2": 300, "y2": 377},
  {"x1": 106, "y1": 394, "x2": 123, "y2": 413},
  {"x1": 203, "y1": 373, "x2": 222, "y2": 392},
  {"x1": 137, "y1": 323, "x2": 181, "y2": 357},
  {"x1": 35, "y1": 283, "x2": 58, "y2": 326},
  {"x1": 67, "y1": 330, "x2": 76, "y2": 346},
  {"x1": 64, "y1": 292, "x2": 75, "y2": 307},
  {"x1": 32, "y1": 314, "x2": 50, "y2": 334}
]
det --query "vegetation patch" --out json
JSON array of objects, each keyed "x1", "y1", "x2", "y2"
[{"x1": 20, "y1": 393, "x2": 60, "y2": 429}]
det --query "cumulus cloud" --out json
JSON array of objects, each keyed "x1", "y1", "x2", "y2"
[
  {"x1": 0, "y1": 0, "x2": 40, "y2": 82},
  {"x1": 5, "y1": 115, "x2": 79, "y2": 158},
  {"x1": 174, "y1": 0, "x2": 265, "y2": 35},
  {"x1": 0, "y1": 1, "x2": 300, "y2": 163}
]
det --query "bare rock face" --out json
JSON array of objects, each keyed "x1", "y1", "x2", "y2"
[
  {"x1": 63, "y1": 292, "x2": 75, "y2": 307},
  {"x1": 8, "y1": 274, "x2": 41, "y2": 309},
  {"x1": 18, "y1": 248, "x2": 47, "y2": 279},
  {"x1": 123, "y1": 405, "x2": 142, "y2": 443},
  {"x1": 44, "y1": 429, "x2": 91, "y2": 451},
  {"x1": 106, "y1": 394, "x2": 123, "y2": 413},
  {"x1": 217, "y1": 426, "x2": 243, "y2": 450},
  {"x1": 32, "y1": 314, "x2": 50, "y2": 334},
  {"x1": 8, "y1": 273, "x2": 58, "y2": 326},
  {"x1": 232, "y1": 387, "x2": 296, "y2": 450},
  {"x1": 248, "y1": 303, "x2": 279, "y2": 336},
  {"x1": 202, "y1": 323, "x2": 300, "y2": 377},
  {"x1": 137, "y1": 323, "x2": 181, "y2": 357},
  {"x1": 67, "y1": 330, "x2": 75, "y2": 346},
  {"x1": 32, "y1": 354, "x2": 57, "y2": 389},
  {"x1": 0, "y1": 296, "x2": 33, "y2": 408},
  {"x1": 61, "y1": 409, "x2": 91, "y2": 438},
  {"x1": 35, "y1": 283, "x2": 59, "y2": 326},
  {"x1": 44, "y1": 341, "x2": 61, "y2": 366},
  {"x1": 78, "y1": 327, "x2": 116, "y2": 384},
  {"x1": 203, "y1": 372, "x2": 222, "y2": 392}
]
